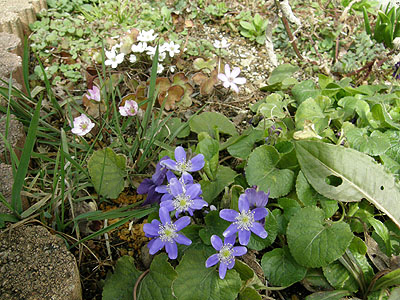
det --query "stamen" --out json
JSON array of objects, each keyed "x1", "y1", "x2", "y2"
[
  {"x1": 173, "y1": 193, "x2": 193, "y2": 212},
  {"x1": 234, "y1": 210, "x2": 255, "y2": 231},
  {"x1": 158, "y1": 223, "x2": 177, "y2": 242},
  {"x1": 176, "y1": 161, "x2": 192, "y2": 173},
  {"x1": 218, "y1": 244, "x2": 234, "y2": 264}
]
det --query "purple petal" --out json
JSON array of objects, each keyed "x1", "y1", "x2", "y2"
[
  {"x1": 161, "y1": 159, "x2": 178, "y2": 171},
  {"x1": 155, "y1": 185, "x2": 168, "y2": 193},
  {"x1": 220, "y1": 209, "x2": 239, "y2": 222},
  {"x1": 233, "y1": 246, "x2": 247, "y2": 257},
  {"x1": 137, "y1": 179, "x2": 153, "y2": 194},
  {"x1": 224, "y1": 234, "x2": 236, "y2": 246},
  {"x1": 159, "y1": 207, "x2": 171, "y2": 224},
  {"x1": 231, "y1": 67, "x2": 241, "y2": 78},
  {"x1": 251, "y1": 222, "x2": 268, "y2": 238},
  {"x1": 211, "y1": 235, "x2": 223, "y2": 251},
  {"x1": 165, "y1": 242, "x2": 178, "y2": 259},
  {"x1": 160, "y1": 200, "x2": 175, "y2": 212},
  {"x1": 169, "y1": 178, "x2": 183, "y2": 196},
  {"x1": 206, "y1": 254, "x2": 219, "y2": 268},
  {"x1": 166, "y1": 170, "x2": 177, "y2": 182},
  {"x1": 143, "y1": 188, "x2": 162, "y2": 205},
  {"x1": 143, "y1": 222, "x2": 159, "y2": 237},
  {"x1": 186, "y1": 183, "x2": 202, "y2": 199},
  {"x1": 189, "y1": 154, "x2": 205, "y2": 172},
  {"x1": 152, "y1": 157, "x2": 169, "y2": 184},
  {"x1": 161, "y1": 193, "x2": 173, "y2": 202},
  {"x1": 227, "y1": 259, "x2": 235, "y2": 269},
  {"x1": 191, "y1": 199, "x2": 208, "y2": 210},
  {"x1": 238, "y1": 229, "x2": 251, "y2": 246},
  {"x1": 223, "y1": 223, "x2": 239, "y2": 238},
  {"x1": 148, "y1": 238, "x2": 164, "y2": 255},
  {"x1": 181, "y1": 173, "x2": 193, "y2": 184},
  {"x1": 174, "y1": 234, "x2": 192, "y2": 246},
  {"x1": 174, "y1": 146, "x2": 187, "y2": 163},
  {"x1": 238, "y1": 195, "x2": 250, "y2": 212},
  {"x1": 174, "y1": 216, "x2": 191, "y2": 231},
  {"x1": 253, "y1": 207, "x2": 268, "y2": 221},
  {"x1": 219, "y1": 262, "x2": 228, "y2": 279}
]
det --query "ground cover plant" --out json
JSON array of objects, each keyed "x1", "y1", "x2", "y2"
[{"x1": 2, "y1": 0, "x2": 400, "y2": 299}]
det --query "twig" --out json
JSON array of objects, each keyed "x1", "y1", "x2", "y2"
[{"x1": 133, "y1": 269, "x2": 150, "y2": 300}]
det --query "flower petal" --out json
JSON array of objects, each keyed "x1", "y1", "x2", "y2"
[
  {"x1": 181, "y1": 173, "x2": 193, "y2": 184},
  {"x1": 174, "y1": 216, "x2": 191, "y2": 231},
  {"x1": 220, "y1": 209, "x2": 239, "y2": 222},
  {"x1": 174, "y1": 233, "x2": 192, "y2": 246},
  {"x1": 205, "y1": 254, "x2": 219, "y2": 268},
  {"x1": 231, "y1": 83, "x2": 239, "y2": 93},
  {"x1": 189, "y1": 154, "x2": 205, "y2": 172},
  {"x1": 227, "y1": 259, "x2": 235, "y2": 269},
  {"x1": 223, "y1": 223, "x2": 239, "y2": 237},
  {"x1": 186, "y1": 183, "x2": 202, "y2": 199},
  {"x1": 148, "y1": 238, "x2": 164, "y2": 255},
  {"x1": 233, "y1": 246, "x2": 247, "y2": 257},
  {"x1": 251, "y1": 222, "x2": 268, "y2": 239},
  {"x1": 253, "y1": 207, "x2": 268, "y2": 221},
  {"x1": 143, "y1": 222, "x2": 160, "y2": 237},
  {"x1": 233, "y1": 77, "x2": 246, "y2": 85},
  {"x1": 165, "y1": 242, "x2": 178, "y2": 259},
  {"x1": 191, "y1": 199, "x2": 208, "y2": 210},
  {"x1": 160, "y1": 200, "x2": 175, "y2": 212},
  {"x1": 174, "y1": 146, "x2": 187, "y2": 163},
  {"x1": 218, "y1": 74, "x2": 228, "y2": 82},
  {"x1": 169, "y1": 178, "x2": 183, "y2": 196},
  {"x1": 231, "y1": 67, "x2": 241, "y2": 78},
  {"x1": 224, "y1": 64, "x2": 231, "y2": 77},
  {"x1": 238, "y1": 195, "x2": 250, "y2": 212},
  {"x1": 238, "y1": 229, "x2": 251, "y2": 246},
  {"x1": 137, "y1": 179, "x2": 153, "y2": 194},
  {"x1": 224, "y1": 234, "x2": 236, "y2": 246},
  {"x1": 161, "y1": 159, "x2": 178, "y2": 171},
  {"x1": 210, "y1": 235, "x2": 223, "y2": 251},
  {"x1": 159, "y1": 207, "x2": 171, "y2": 224},
  {"x1": 219, "y1": 262, "x2": 228, "y2": 279}
]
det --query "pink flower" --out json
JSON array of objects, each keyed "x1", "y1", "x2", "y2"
[
  {"x1": 119, "y1": 100, "x2": 138, "y2": 116},
  {"x1": 71, "y1": 114, "x2": 95, "y2": 136},
  {"x1": 86, "y1": 86, "x2": 101, "y2": 102},
  {"x1": 218, "y1": 64, "x2": 246, "y2": 93}
]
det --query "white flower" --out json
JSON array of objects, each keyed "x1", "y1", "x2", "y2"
[
  {"x1": 214, "y1": 38, "x2": 230, "y2": 49},
  {"x1": 146, "y1": 46, "x2": 156, "y2": 57},
  {"x1": 137, "y1": 29, "x2": 158, "y2": 42},
  {"x1": 119, "y1": 100, "x2": 138, "y2": 116},
  {"x1": 218, "y1": 64, "x2": 246, "y2": 93},
  {"x1": 129, "y1": 54, "x2": 137, "y2": 63},
  {"x1": 71, "y1": 114, "x2": 95, "y2": 136},
  {"x1": 104, "y1": 49, "x2": 124, "y2": 68},
  {"x1": 131, "y1": 42, "x2": 148, "y2": 53},
  {"x1": 111, "y1": 43, "x2": 122, "y2": 52},
  {"x1": 169, "y1": 65, "x2": 176, "y2": 73},
  {"x1": 394, "y1": 37, "x2": 400, "y2": 50},
  {"x1": 163, "y1": 41, "x2": 180, "y2": 57},
  {"x1": 157, "y1": 64, "x2": 164, "y2": 74},
  {"x1": 158, "y1": 51, "x2": 166, "y2": 61}
]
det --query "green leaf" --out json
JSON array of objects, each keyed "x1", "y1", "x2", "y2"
[
  {"x1": 302, "y1": 268, "x2": 333, "y2": 291},
  {"x1": 295, "y1": 97, "x2": 328, "y2": 132},
  {"x1": 102, "y1": 256, "x2": 142, "y2": 300},
  {"x1": 292, "y1": 80, "x2": 321, "y2": 105},
  {"x1": 371, "y1": 103, "x2": 400, "y2": 130},
  {"x1": 344, "y1": 126, "x2": 391, "y2": 156},
  {"x1": 368, "y1": 217, "x2": 391, "y2": 256},
  {"x1": 199, "y1": 211, "x2": 230, "y2": 245},
  {"x1": 372, "y1": 268, "x2": 400, "y2": 291},
  {"x1": 305, "y1": 290, "x2": 352, "y2": 300},
  {"x1": 257, "y1": 93, "x2": 287, "y2": 119},
  {"x1": 190, "y1": 112, "x2": 237, "y2": 137},
  {"x1": 88, "y1": 148, "x2": 126, "y2": 199},
  {"x1": 261, "y1": 247, "x2": 307, "y2": 286},
  {"x1": 295, "y1": 140, "x2": 400, "y2": 228},
  {"x1": 200, "y1": 165, "x2": 237, "y2": 203},
  {"x1": 337, "y1": 96, "x2": 370, "y2": 121},
  {"x1": 159, "y1": 117, "x2": 190, "y2": 139},
  {"x1": 287, "y1": 207, "x2": 354, "y2": 268},
  {"x1": 268, "y1": 64, "x2": 299, "y2": 86},
  {"x1": 239, "y1": 287, "x2": 261, "y2": 300},
  {"x1": 322, "y1": 261, "x2": 359, "y2": 292},
  {"x1": 240, "y1": 20, "x2": 256, "y2": 32},
  {"x1": 137, "y1": 254, "x2": 177, "y2": 300},
  {"x1": 233, "y1": 259, "x2": 255, "y2": 282},
  {"x1": 247, "y1": 209, "x2": 278, "y2": 251},
  {"x1": 173, "y1": 248, "x2": 241, "y2": 300},
  {"x1": 227, "y1": 129, "x2": 264, "y2": 159},
  {"x1": 245, "y1": 145, "x2": 294, "y2": 198}
]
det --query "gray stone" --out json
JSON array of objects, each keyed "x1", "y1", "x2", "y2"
[
  {"x1": 0, "y1": 225, "x2": 82, "y2": 300},
  {"x1": 0, "y1": 50, "x2": 23, "y2": 89},
  {"x1": 0, "y1": 163, "x2": 12, "y2": 213},
  {"x1": 0, "y1": 115, "x2": 26, "y2": 162},
  {"x1": 0, "y1": 32, "x2": 22, "y2": 57}
]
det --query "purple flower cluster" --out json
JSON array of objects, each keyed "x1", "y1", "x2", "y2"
[
  {"x1": 141, "y1": 147, "x2": 207, "y2": 259},
  {"x1": 205, "y1": 187, "x2": 270, "y2": 279},
  {"x1": 393, "y1": 62, "x2": 400, "y2": 79}
]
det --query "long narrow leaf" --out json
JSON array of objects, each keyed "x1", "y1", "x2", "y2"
[
  {"x1": 363, "y1": 7, "x2": 372, "y2": 36},
  {"x1": 11, "y1": 96, "x2": 43, "y2": 214},
  {"x1": 22, "y1": 36, "x2": 31, "y2": 98}
]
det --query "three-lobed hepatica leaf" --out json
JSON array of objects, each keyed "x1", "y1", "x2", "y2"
[
  {"x1": 295, "y1": 140, "x2": 400, "y2": 228},
  {"x1": 173, "y1": 247, "x2": 241, "y2": 300},
  {"x1": 88, "y1": 147, "x2": 126, "y2": 199},
  {"x1": 245, "y1": 145, "x2": 294, "y2": 198},
  {"x1": 137, "y1": 254, "x2": 177, "y2": 300},
  {"x1": 286, "y1": 206, "x2": 354, "y2": 268}
]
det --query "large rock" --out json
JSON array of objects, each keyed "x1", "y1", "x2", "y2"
[
  {"x1": 0, "y1": 225, "x2": 82, "y2": 300},
  {"x1": 0, "y1": 115, "x2": 26, "y2": 162}
]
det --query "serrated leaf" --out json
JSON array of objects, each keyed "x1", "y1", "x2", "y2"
[
  {"x1": 173, "y1": 248, "x2": 241, "y2": 300},
  {"x1": 322, "y1": 261, "x2": 359, "y2": 293},
  {"x1": 88, "y1": 148, "x2": 126, "y2": 199},
  {"x1": 261, "y1": 247, "x2": 307, "y2": 286},
  {"x1": 245, "y1": 145, "x2": 294, "y2": 198},
  {"x1": 189, "y1": 112, "x2": 237, "y2": 137},
  {"x1": 295, "y1": 140, "x2": 400, "y2": 227},
  {"x1": 287, "y1": 207, "x2": 354, "y2": 268},
  {"x1": 137, "y1": 254, "x2": 177, "y2": 300},
  {"x1": 102, "y1": 256, "x2": 142, "y2": 300}
]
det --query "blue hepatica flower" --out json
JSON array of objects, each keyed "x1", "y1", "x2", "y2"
[
  {"x1": 220, "y1": 194, "x2": 268, "y2": 245},
  {"x1": 155, "y1": 172, "x2": 194, "y2": 202},
  {"x1": 393, "y1": 62, "x2": 400, "y2": 79},
  {"x1": 137, "y1": 156, "x2": 169, "y2": 205},
  {"x1": 143, "y1": 207, "x2": 191, "y2": 259},
  {"x1": 161, "y1": 146, "x2": 205, "y2": 174},
  {"x1": 205, "y1": 235, "x2": 247, "y2": 279},
  {"x1": 243, "y1": 187, "x2": 270, "y2": 209},
  {"x1": 160, "y1": 177, "x2": 208, "y2": 217}
]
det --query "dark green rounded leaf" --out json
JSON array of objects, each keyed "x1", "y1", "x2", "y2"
[{"x1": 247, "y1": 209, "x2": 278, "y2": 251}]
